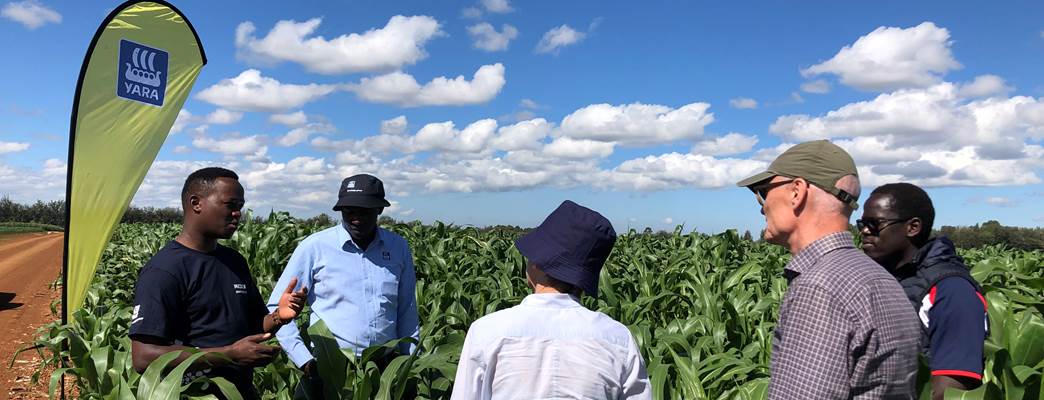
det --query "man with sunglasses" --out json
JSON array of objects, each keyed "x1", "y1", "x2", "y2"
[
  {"x1": 737, "y1": 140, "x2": 921, "y2": 399},
  {"x1": 859, "y1": 183, "x2": 987, "y2": 400}
]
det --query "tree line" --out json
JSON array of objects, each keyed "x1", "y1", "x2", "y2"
[
  {"x1": 0, "y1": 196, "x2": 182, "y2": 226},
  {"x1": 2, "y1": 196, "x2": 1041, "y2": 250}
]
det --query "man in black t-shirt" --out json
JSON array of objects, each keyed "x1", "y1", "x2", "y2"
[{"x1": 129, "y1": 167, "x2": 308, "y2": 399}]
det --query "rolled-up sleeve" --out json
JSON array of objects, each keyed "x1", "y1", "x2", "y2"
[
  {"x1": 769, "y1": 283, "x2": 851, "y2": 399},
  {"x1": 267, "y1": 241, "x2": 316, "y2": 367}
]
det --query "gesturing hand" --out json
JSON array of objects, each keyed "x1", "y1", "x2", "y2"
[{"x1": 278, "y1": 277, "x2": 308, "y2": 321}]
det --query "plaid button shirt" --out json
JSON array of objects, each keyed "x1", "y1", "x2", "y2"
[{"x1": 768, "y1": 231, "x2": 921, "y2": 399}]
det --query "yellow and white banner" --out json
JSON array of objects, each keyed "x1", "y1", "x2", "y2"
[{"x1": 64, "y1": 0, "x2": 206, "y2": 316}]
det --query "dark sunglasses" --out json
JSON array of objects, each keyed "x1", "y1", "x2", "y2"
[
  {"x1": 750, "y1": 179, "x2": 795, "y2": 203},
  {"x1": 856, "y1": 218, "x2": 910, "y2": 235}
]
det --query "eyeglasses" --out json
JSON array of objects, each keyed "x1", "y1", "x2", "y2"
[
  {"x1": 750, "y1": 179, "x2": 795, "y2": 204},
  {"x1": 856, "y1": 218, "x2": 910, "y2": 235}
]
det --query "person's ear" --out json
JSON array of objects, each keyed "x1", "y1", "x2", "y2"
[
  {"x1": 906, "y1": 217, "x2": 922, "y2": 240},
  {"x1": 189, "y1": 194, "x2": 202, "y2": 214},
  {"x1": 791, "y1": 178, "x2": 809, "y2": 209}
]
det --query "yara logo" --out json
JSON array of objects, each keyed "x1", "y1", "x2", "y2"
[
  {"x1": 116, "y1": 39, "x2": 168, "y2": 107},
  {"x1": 125, "y1": 47, "x2": 163, "y2": 87}
]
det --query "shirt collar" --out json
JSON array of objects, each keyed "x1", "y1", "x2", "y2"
[
  {"x1": 338, "y1": 221, "x2": 385, "y2": 250},
  {"x1": 520, "y1": 293, "x2": 583, "y2": 308},
  {"x1": 784, "y1": 231, "x2": 855, "y2": 281}
]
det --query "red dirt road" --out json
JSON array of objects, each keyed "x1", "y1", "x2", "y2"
[{"x1": 0, "y1": 232, "x2": 64, "y2": 399}]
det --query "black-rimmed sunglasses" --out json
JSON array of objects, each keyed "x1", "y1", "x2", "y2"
[
  {"x1": 856, "y1": 218, "x2": 910, "y2": 235},
  {"x1": 750, "y1": 179, "x2": 795, "y2": 203}
]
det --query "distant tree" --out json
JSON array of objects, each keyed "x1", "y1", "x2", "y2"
[
  {"x1": 121, "y1": 206, "x2": 181, "y2": 223},
  {"x1": 742, "y1": 230, "x2": 753, "y2": 242},
  {"x1": 302, "y1": 213, "x2": 336, "y2": 228},
  {"x1": 378, "y1": 215, "x2": 398, "y2": 227},
  {"x1": 935, "y1": 220, "x2": 1044, "y2": 251}
]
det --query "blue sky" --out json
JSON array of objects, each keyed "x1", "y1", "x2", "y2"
[{"x1": 1, "y1": 0, "x2": 1043, "y2": 233}]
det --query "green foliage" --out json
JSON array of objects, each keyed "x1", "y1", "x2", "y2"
[
  {"x1": 0, "y1": 196, "x2": 65, "y2": 226},
  {"x1": 0, "y1": 195, "x2": 183, "y2": 225},
  {"x1": 939, "y1": 221, "x2": 1044, "y2": 251},
  {"x1": 25, "y1": 215, "x2": 1044, "y2": 399},
  {"x1": 0, "y1": 221, "x2": 64, "y2": 232}
]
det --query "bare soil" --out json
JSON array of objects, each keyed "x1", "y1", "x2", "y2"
[{"x1": 0, "y1": 232, "x2": 65, "y2": 399}]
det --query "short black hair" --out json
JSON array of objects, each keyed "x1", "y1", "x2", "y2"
[
  {"x1": 870, "y1": 183, "x2": 935, "y2": 246},
  {"x1": 181, "y1": 167, "x2": 239, "y2": 205},
  {"x1": 546, "y1": 274, "x2": 583, "y2": 297}
]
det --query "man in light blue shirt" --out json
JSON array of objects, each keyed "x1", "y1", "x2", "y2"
[{"x1": 267, "y1": 174, "x2": 419, "y2": 388}]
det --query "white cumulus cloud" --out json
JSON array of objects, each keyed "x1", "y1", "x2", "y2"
[
  {"x1": 192, "y1": 134, "x2": 267, "y2": 156},
  {"x1": 0, "y1": 141, "x2": 31, "y2": 154},
  {"x1": 269, "y1": 111, "x2": 308, "y2": 127},
  {"x1": 204, "y1": 109, "x2": 244, "y2": 125},
  {"x1": 196, "y1": 69, "x2": 339, "y2": 112},
  {"x1": 491, "y1": 118, "x2": 552, "y2": 151},
  {"x1": 729, "y1": 97, "x2": 758, "y2": 109},
  {"x1": 461, "y1": 7, "x2": 483, "y2": 19},
  {"x1": 481, "y1": 0, "x2": 513, "y2": 13},
  {"x1": 467, "y1": 23, "x2": 518, "y2": 52},
  {"x1": 520, "y1": 99, "x2": 541, "y2": 109},
  {"x1": 543, "y1": 137, "x2": 615, "y2": 159},
  {"x1": 235, "y1": 16, "x2": 443, "y2": 74},
  {"x1": 277, "y1": 123, "x2": 334, "y2": 147},
  {"x1": 770, "y1": 82, "x2": 1044, "y2": 186},
  {"x1": 414, "y1": 119, "x2": 498, "y2": 154},
  {"x1": 592, "y1": 153, "x2": 767, "y2": 191},
  {"x1": 800, "y1": 79, "x2": 831, "y2": 94},
  {"x1": 802, "y1": 22, "x2": 961, "y2": 91},
  {"x1": 380, "y1": 116, "x2": 408, "y2": 136},
  {"x1": 172, "y1": 109, "x2": 193, "y2": 133},
  {"x1": 770, "y1": 82, "x2": 1044, "y2": 154},
  {"x1": 957, "y1": 74, "x2": 1012, "y2": 98},
  {"x1": 769, "y1": 83, "x2": 969, "y2": 143},
  {"x1": 536, "y1": 24, "x2": 585, "y2": 54},
  {"x1": 691, "y1": 133, "x2": 758, "y2": 156},
  {"x1": 348, "y1": 63, "x2": 506, "y2": 107},
  {"x1": 1, "y1": 0, "x2": 60, "y2": 29},
  {"x1": 983, "y1": 196, "x2": 1017, "y2": 208},
  {"x1": 559, "y1": 102, "x2": 714, "y2": 146}
]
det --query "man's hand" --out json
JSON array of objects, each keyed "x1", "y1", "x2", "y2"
[
  {"x1": 278, "y1": 277, "x2": 308, "y2": 321},
  {"x1": 301, "y1": 359, "x2": 318, "y2": 377},
  {"x1": 225, "y1": 333, "x2": 280, "y2": 367}
]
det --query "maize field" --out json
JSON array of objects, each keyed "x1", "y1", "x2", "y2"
[{"x1": 21, "y1": 211, "x2": 1044, "y2": 399}]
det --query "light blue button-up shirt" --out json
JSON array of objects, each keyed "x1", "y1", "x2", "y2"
[{"x1": 267, "y1": 223, "x2": 419, "y2": 367}]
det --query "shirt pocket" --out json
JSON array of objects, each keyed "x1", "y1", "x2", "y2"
[{"x1": 377, "y1": 265, "x2": 400, "y2": 303}]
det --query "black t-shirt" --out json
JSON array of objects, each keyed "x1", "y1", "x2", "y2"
[{"x1": 129, "y1": 240, "x2": 268, "y2": 399}]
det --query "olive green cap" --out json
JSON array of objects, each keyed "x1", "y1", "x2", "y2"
[{"x1": 736, "y1": 139, "x2": 860, "y2": 209}]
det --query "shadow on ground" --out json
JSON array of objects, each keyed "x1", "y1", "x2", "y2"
[{"x1": 0, "y1": 292, "x2": 22, "y2": 311}]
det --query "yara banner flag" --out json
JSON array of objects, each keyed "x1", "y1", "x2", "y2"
[{"x1": 63, "y1": 0, "x2": 206, "y2": 317}]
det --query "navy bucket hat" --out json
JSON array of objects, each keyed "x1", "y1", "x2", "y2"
[{"x1": 515, "y1": 200, "x2": 617, "y2": 296}]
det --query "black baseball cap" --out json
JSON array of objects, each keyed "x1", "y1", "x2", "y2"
[{"x1": 332, "y1": 174, "x2": 392, "y2": 210}]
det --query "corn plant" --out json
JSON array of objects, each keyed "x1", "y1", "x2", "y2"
[{"x1": 23, "y1": 214, "x2": 1043, "y2": 399}]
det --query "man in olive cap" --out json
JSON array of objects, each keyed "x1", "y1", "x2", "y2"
[
  {"x1": 267, "y1": 174, "x2": 419, "y2": 395},
  {"x1": 737, "y1": 140, "x2": 921, "y2": 399},
  {"x1": 452, "y1": 200, "x2": 650, "y2": 399}
]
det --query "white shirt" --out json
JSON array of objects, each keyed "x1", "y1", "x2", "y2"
[{"x1": 451, "y1": 293, "x2": 651, "y2": 400}]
